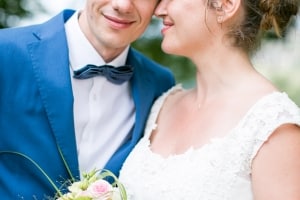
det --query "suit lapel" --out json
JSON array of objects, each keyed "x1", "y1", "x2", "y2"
[
  {"x1": 27, "y1": 10, "x2": 79, "y2": 178},
  {"x1": 127, "y1": 48, "x2": 153, "y2": 143}
]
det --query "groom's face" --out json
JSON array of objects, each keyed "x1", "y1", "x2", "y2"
[{"x1": 79, "y1": 0, "x2": 159, "y2": 60}]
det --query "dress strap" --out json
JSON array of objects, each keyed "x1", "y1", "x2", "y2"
[
  {"x1": 143, "y1": 84, "x2": 183, "y2": 138},
  {"x1": 237, "y1": 92, "x2": 300, "y2": 165}
]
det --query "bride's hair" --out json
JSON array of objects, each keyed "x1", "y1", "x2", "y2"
[{"x1": 210, "y1": 0, "x2": 298, "y2": 53}]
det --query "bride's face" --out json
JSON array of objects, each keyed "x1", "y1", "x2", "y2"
[{"x1": 154, "y1": 0, "x2": 220, "y2": 57}]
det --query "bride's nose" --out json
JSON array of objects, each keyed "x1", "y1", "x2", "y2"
[{"x1": 154, "y1": 0, "x2": 168, "y2": 18}]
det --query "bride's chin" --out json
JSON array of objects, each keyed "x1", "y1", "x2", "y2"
[{"x1": 161, "y1": 44, "x2": 178, "y2": 55}]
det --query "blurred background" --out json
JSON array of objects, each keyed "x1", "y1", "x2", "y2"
[{"x1": 1, "y1": 0, "x2": 299, "y2": 105}]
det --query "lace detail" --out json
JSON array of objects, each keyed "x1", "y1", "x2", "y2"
[{"x1": 119, "y1": 85, "x2": 300, "y2": 200}]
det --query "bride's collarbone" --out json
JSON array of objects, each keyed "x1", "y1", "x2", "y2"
[
  {"x1": 151, "y1": 103, "x2": 246, "y2": 154},
  {"x1": 150, "y1": 115, "x2": 233, "y2": 156}
]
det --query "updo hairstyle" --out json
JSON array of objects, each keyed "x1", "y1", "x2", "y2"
[{"x1": 212, "y1": 0, "x2": 299, "y2": 52}]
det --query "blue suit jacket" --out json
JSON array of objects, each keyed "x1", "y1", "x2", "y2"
[{"x1": 0, "y1": 10, "x2": 175, "y2": 199}]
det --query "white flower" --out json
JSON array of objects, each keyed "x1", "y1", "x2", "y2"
[{"x1": 67, "y1": 181, "x2": 84, "y2": 193}]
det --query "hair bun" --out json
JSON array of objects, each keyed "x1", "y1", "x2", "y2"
[{"x1": 259, "y1": 0, "x2": 298, "y2": 36}]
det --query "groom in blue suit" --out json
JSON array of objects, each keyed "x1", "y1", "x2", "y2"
[{"x1": 0, "y1": 0, "x2": 174, "y2": 199}]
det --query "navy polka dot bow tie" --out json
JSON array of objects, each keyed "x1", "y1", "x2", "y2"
[{"x1": 73, "y1": 64, "x2": 133, "y2": 85}]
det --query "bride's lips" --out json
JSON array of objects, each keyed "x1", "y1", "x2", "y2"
[
  {"x1": 104, "y1": 14, "x2": 135, "y2": 29},
  {"x1": 161, "y1": 21, "x2": 173, "y2": 35}
]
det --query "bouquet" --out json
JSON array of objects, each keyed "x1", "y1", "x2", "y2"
[
  {"x1": 0, "y1": 151, "x2": 127, "y2": 200},
  {"x1": 54, "y1": 169, "x2": 127, "y2": 200}
]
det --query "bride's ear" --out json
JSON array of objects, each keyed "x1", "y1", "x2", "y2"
[{"x1": 213, "y1": 0, "x2": 241, "y2": 24}]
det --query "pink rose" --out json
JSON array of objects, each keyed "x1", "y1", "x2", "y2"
[{"x1": 87, "y1": 179, "x2": 113, "y2": 199}]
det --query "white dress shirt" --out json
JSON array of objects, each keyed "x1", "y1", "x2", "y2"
[{"x1": 65, "y1": 12, "x2": 135, "y2": 173}]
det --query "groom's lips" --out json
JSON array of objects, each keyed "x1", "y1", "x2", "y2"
[{"x1": 104, "y1": 14, "x2": 135, "y2": 29}]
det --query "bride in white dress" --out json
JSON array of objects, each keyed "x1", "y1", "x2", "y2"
[{"x1": 119, "y1": 0, "x2": 300, "y2": 199}]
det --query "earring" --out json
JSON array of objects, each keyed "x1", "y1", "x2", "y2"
[{"x1": 217, "y1": 16, "x2": 223, "y2": 23}]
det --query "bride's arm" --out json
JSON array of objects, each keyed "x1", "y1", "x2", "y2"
[{"x1": 251, "y1": 124, "x2": 300, "y2": 200}]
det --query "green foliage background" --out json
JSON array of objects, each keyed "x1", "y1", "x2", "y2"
[
  {"x1": 0, "y1": 0, "x2": 46, "y2": 28},
  {"x1": 132, "y1": 31, "x2": 196, "y2": 88}
]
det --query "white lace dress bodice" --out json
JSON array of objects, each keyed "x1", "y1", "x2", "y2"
[{"x1": 119, "y1": 85, "x2": 300, "y2": 200}]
